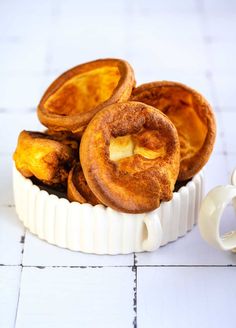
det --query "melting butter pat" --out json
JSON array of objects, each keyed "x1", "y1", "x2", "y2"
[
  {"x1": 109, "y1": 134, "x2": 165, "y2": 161},
  {"x1": 109, "y1": 135, "x2": 134, "y2": 161},
  {"x1": 134, "y1": 144, "x2": 165, "y2": 159}
]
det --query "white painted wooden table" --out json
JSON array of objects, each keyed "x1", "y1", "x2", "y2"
[{"x1": 0, "y1": 0, "x2": 236, "y2": 327}]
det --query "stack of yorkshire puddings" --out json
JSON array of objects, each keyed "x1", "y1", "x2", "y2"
[{"x1": 14, "y1": 58, "x2": 216, "y2": 214}]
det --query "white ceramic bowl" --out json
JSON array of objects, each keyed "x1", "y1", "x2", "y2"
[{"x1": 13, "y1": 166, "x2": 204, "y2": 254}]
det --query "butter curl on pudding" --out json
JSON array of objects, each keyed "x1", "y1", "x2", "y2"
[
  {"x1": 37, "y1": 58, "x2": 136, "y2": 134},
  {"x1": 131, "y1": 81, "x2": 216, "y2": 181},
  {"x1": 13, "y1": 130, "x2": 76, "y2": 186},
  {"x1": 80, "y1": 101, "x2": 180, "y2": 213}
]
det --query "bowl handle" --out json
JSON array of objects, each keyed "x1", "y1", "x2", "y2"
[
  {"x1": 142, "y1": 214, "x2": 163, "y2": 251},
  {"x1": 199, "y1": 185, "x2": 236, "y2": 251}
]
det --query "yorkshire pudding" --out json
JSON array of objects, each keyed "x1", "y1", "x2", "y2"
[
  {"x1": 131, "y1": 81, "x2": 216, "y2": 181},
  {"x1": 80, "y1": 101, "x2": 180, "y2": 213},
  {"x1": 38, "y1": 58, "x2": 135, "y2": 133},
  {"x1": 45, "y1": 129, "x2": 80, "y2": 153},
  {"x1": 13, "y1": 131, "x2": 76, "y2": 186},
  {"x1": 67, "y1": 163, "x2": 100, "y2": 205}
]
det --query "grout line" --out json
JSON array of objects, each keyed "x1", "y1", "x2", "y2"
[
  {"x1": 20, "y1": 227, "x2": 26, "y2": 263},
  {"x1": 13, "y1": 227, "x2": 27, "y2": 325},
  {"x1": 0, "y1": 204, "x2": 15, "y2": 208},
  {"x1": 0, "y1": 264, "x2": 133, "y2": 268},
  {"x1": 136, "y1": 264, "x2": 236, "y2": 268},
  {"x1": 1, "y1": 263, "x2": 236, "y2": 268},
  {"x1": 132, "y1": 264, "x2": 137, "y2": 328},
  {"x1": 13, "y1": 263, "x2": 23, "y2": 327},
  {"x1": 133, "y1": 253, "x2": 138, "y2": 328},
  {"x1": 12, "y1": 225, "x2": 26, "y2": 326},
  {"x1": 0, "y1": 264, "x2": 22, "y2": 267},
  {"x1": 133, "y1": 253, "x2": 137, "y2": 266}
]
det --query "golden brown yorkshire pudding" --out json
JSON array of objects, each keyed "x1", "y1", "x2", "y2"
[
  {"x1": 45, "y1": 129, "x2": 80, "y2": 153},
  {"x1": 38, "y1": 58, "x2": 135, "y2": 133},
  {"x1": 67, "y1": 163, "x2": 100, "y2": 205},
  {"x1": 131, "y1": 81, "x2": 216, "y2": 181},
  {"x1": 13, "y1": 131, "x2": 76, "y2": 186},
  {"x1": 80, "y1": 101, "x2": 180, "y2": 214}
]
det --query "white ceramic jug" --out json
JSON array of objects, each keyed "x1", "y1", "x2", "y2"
[{"x1": 199, "y1": 169, "x2": 236, "y2": 252}]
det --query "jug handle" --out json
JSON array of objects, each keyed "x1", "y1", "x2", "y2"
[{"x1": 199, "y1": 185, "x2": 236, "y2": 251}]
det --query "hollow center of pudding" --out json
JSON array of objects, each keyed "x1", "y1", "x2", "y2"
[
  {"x1": 136, "y1": 87, "x2": 208, "y2": 161},
  {"x1": 160, "y1": 89, "x2": 207, "y2": 161},
  {"x1": 44, "y1": 66, "x2": 120, "y2": 116},
  {"x1": 167, "y1": 104, "x2": 207, "y2": 161},
  {"x1": 109, "y1": 130, "x2": 166, "y2": 161}
]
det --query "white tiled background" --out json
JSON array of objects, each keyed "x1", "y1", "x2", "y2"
[{"x1": 0, "y1": 0, "x2": 236, "y2": 327}]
